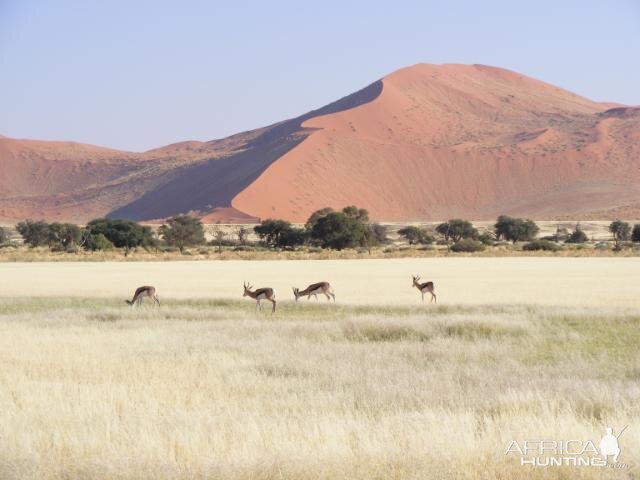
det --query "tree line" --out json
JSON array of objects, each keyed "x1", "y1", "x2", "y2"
[{"x1": 1, "y1": 212, "x2": 639, "y2": 255}]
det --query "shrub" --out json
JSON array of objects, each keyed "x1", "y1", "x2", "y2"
[
  {"x1": 0, "y1": 226, "x2": 7, "y2": 244},
  {"x1": 435, "y1": 219, "x2": 478, "y2": 243},
  {"x1": 159, "y1": 215, "x2": 205, "y2": 253},
  {"x1": 477, "y1": 231, "x2": 495, "y2": 246},
  {"x1": 565, "y1": 224, "x2": 588, "y2": 244},
  {"x1": 450, "y1": 239, "x2": 485, "y2": 252},
  {"x1": 631, "y1": 224, "x2": 640, "y2": 243},
  {"x1": 494, "y1": 215, "x2": 539, "y2": 243},
  {"x1": 522, "y1": 239, "x2": 561, "y2": 251}
]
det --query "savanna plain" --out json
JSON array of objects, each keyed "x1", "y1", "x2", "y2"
[{"x1": 1, "y1": 258, "x2": 639, "y2": 479}]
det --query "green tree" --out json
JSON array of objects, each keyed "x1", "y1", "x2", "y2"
[
  {"x1": 0, "y1": 226, "x2": 8, "y2": 245},
  {"x1": 565, "y1": 224, "x2": 588, "y2": 244},
  {"x1": 159, "y1": 215, "x2": 205, "y2": 253},
  {"x1": 86, "y1": 218, "x2": 154, "y2": 256},
  {"x1": 85, "y1": 233, "x2": 115, "y2": 251},
  {"x1": 308, "y1": 211, "x2": 368, "y2": 250},
  {"x1": 494, "y1": 215, "x2": 539, "y2": 243},
  {"x1": 305, "y1": 207, "x2": 335, "y2": 231},
  {"x1": 16, "y1": 220, "x2": 50, "y2": 247},
  {"x1": 609, "y1": 220, "x2": 630, "y2": 248},
  {"x1": 632, "y1": 224, "x2": 640, "y2": 243},
  {"x1": 254, "y1": 219, "x2": 294, "y2": 248},
  {"x1": 398, "y1": 226, "x2": 433, "y2": 245},
  {"x1": 47, "y1": 223, "x2": 83, "y2": 250},
  {"x1": 435, "y1": 219, "x2": 478, "y2": 243}
]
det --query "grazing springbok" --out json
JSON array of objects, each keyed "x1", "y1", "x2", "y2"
[
  {"x1": 412, "y1": 275, "x2": 436, "y2": 303},
  {"x1": 292, "y1": 281, "x2": 335, "y2": 302},
  {"x1": 126, "y1": 286, "x2": 160, "y2": 307},
  {"x1": 243, "y1": 282, "x2": 277, "y2": 312}
]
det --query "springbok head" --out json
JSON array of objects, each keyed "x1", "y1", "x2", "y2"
[
  {"x1": 292, "y1": 287, "x2": 300, "y2": 301},
  {"x1": 243, "y1": 282, "x2": 253, "y2": 297},
  {"x1": 412, "y1": 275, "x2": 421, "y2": 287}
]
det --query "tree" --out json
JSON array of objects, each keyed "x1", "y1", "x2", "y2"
[
  {"x1": 435, "y1": 219, "x2": 478, "y2": 243},
  {"x1": 278, "y1": 227, "x2": 307, "y2": 249},
  {"x1": 210, "y1": 226, "x2": 226, "y2": 253},
  {"x1": 85, "y1": 233, "x2": 115, "y2": 251},
  {"x1": 86, "y1": 218, "x2": 154, "y2": 256},
  {"x1": 308, "y1": 211, "x2": 368, "y2": 250},
  {"x1": 254, "y1": 219, "x2": 294, "y2": 248},
  {"x1": 369, "y1": 223, "x2": 388, "y2": 245},
  {"x1": 0, "y1": 226, "x2": 8, "y2": 245},
  {"x1": 305, "y1": 207, "x2": 334, "y2": 231},
  {"x1": 632, "y1": 224, "x2": 640, "y2": 243},
  {"x1": 16, "y1": 220, "x2": 50, "y2": 248},
  {"x1": 342, "y1": 205, "x2": 370, "y2": 222},
  {"x1": 565, "y1": 224, "x2": 588, "y2": 244},
  {"x1": 159, "y1": 215, "x2": 205, "y2": 253},
  {"x1": 234, "y1": 226, "x2": 249, "y2": 245},
  {"x1": 494, "y1": 215, "x2": 539, "y2": 243},
  {"x1": 609, "y1": 220, "x2": 630, "y2": 248},
  {"x1": 47, "y1": 223, "x2": 83, "y2": 250},
  {"x1": 398, "y1": 226, "x2": 433, "y2": 245}
]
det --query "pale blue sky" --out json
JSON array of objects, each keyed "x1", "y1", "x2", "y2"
[{"x1": 1, "y1": 0, "x2": 638, "y2": 151}]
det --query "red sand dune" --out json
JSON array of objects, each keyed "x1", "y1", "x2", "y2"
[{"x1": 2, "y1": 63, "x2": 639, "y2": 223}]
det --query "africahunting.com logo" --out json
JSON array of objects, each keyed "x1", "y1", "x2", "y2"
[{"x1": 505, "y1": 426, "x2": 629, "y2": 468}]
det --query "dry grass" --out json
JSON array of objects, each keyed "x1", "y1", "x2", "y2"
[
  {"x1": 0, "y1": 298, "x2": 639, "y2": 479},
  {"x1": 0, "y1": 258, "x2": 638, "y2": 308}
]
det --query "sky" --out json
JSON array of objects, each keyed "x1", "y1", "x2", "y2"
[{"x1": 0, "y1": 0, "x2": 638, "y2": 152}]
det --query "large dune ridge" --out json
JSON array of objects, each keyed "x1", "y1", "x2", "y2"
[{"x1": 2, "y1": 63, "x2": 639, "y2": 222}]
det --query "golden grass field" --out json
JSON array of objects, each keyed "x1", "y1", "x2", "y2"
[{"x1": 0, "y1": 259, "x2": 639, "y2": 479}]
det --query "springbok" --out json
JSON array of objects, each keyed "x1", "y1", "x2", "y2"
[
  {"x1": 292, "y1": 281, "x2": 335, "y2": 302},
  {"x1": 243, "y1": 282, "x2": 276, "y2": 312},
  {"x1": 412, "y1": 275, "x2": 436, "y2": 303},
  {"x1": 126, "y1": 286, "x2": 160, "y2": 307}
]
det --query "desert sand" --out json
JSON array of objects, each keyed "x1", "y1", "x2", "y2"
[{"x1": 2, "y1": 64, "x2": 639, "y2": 223}]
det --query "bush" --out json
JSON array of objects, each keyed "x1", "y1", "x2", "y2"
[
  {"x1": 0, "y1": 226, "x2": 7, "y2": 244},
  {"x1": 631, "y1": 224, "x2": 640, "y2": 243},
  {"x1": 522, "y1": 239, "x2": 561, "y2": 251},
  {"x1": 435, "y1": 219, "x2": 478, "y2": 243},
  {"x1": 565, "y1": 225, "x2": 588, "y2": 244},
  {"x1": 494, "y1": 215, "x2": 539, "y2": 243},
  {"x1": 450, "y1": 239, "x2": 485, "y2": 252},
  {"x1": 159, "y1": 215, "x2": 205, "y2": 253},
  {"x1": 477, "y1": 231, "x2": 495, "y2": 246}
]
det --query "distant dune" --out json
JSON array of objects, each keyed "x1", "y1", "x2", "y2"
[{"x1": 2, "y1": 63, "x2": 639, "y2": 222}]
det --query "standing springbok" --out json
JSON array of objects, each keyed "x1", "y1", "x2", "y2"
[
  {"x1": 412, "y1": 275, "x2": 436, "y2": 303},
  {"x1": 126, "y1": 286, "x2": 160, "y2": 307},
  {"x1": 243, "y1": 282, "x2": 276, "y2": 312},
  {"x1": 292, "y1": 281, "x2": 335, "y2": 302}
]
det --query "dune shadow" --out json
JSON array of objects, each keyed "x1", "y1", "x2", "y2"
[{"x1": 108, "y1": 80, "x2": 383, "y2": 221}]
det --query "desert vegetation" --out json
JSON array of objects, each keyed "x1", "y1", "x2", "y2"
[
  {"x1": 1, "y1": 211, "x2": 640, "y2": 261},
  {"x1": 0, "y1": 297, "x2": 638, "y2": 479}
]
